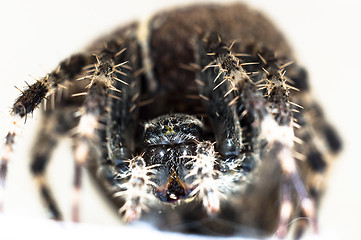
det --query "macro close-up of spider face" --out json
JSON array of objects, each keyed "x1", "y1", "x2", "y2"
[{"x1": 1, "y1": 1, "x2": 360, "y2": 240}]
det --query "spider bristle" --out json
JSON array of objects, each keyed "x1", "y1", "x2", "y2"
[
  {"x1": 131, "y1": 92, "x2": 140, "y2": 102},
  {"x1": 114, "y1": 156, "x2": 156, "y2": 222},
  {"x1": 55, "y1": 65, "x2": 61, "y2": 74},
  {"x1": 114, "y1": 48, "x2": 126, "y2": 57},
  {"x1": 57, "y1": 83, "x2": 68, "y2": 89},
  {"x1": 228, "y1": 96, "x2": 239, "y2": 106},
  {"x1": 133, "y1": 66, "x2": 147, "y2": 78},
  {"x1": 82, "y1": 64, "x2": 95, "y2": 70},
  {"x1": 228, "y1": 39, "x2": 237, "y2": 51},
  {"x1": 240, "y1": 62, "x2": 259, "y2": 66},
  {"x1": 137, "y1": 98, "x2": 155, "y2": 107},
  {"x1": 289, "y1": 101, "x2": 304, "y2": 109},
  {"x1": 240, "y1": 109, "x2": 248, "y2": 118},
  {"x1": 76, "y1": 75, "x2": 92, "y2": 81},
  {"x1": 14, "y1": 86, "x2": 24, "y2": 94},
  {"x1": 129, "y1": 104, "x2": 136, "y2": 113},
  {"x1": 121, "y1": 64, "x2": 133, "y2": 70},
  {"x1": 113, "y1": 61, "x2": 129, "y2": 69},
  {"x1": 257, "y1": 53, "x2": 268, "y2": 65},
  {"x1": 189, "y1": 63, "x2": 202, "y2": 70},
  {"x1": 199, "y1": 94, "x2": 210, "y2": 102},
  {"x1": 179, "y1": 63, "x2": 198, "y2": 72},
  {"x1": 109, "y1": 86, "x2": 122, "y2": 93},
  {"x1": 233, "y1": 53, "x2": 252, "y2": 57},
  {"x1": 112, "y1": 76, "x2": 129, "y2": 85},
  {"x1": 195, "y1": 79, "x2": 206, "y2": 87},
  {"x1": 71, "y1": 92, "x2": 88, "y2": 97},
  {"x1": 201, "y1": 60, "x2": 216, "y2": 72},
  {"x1": 84, "y1": 69, "x2": 96, "y2": 74},
  {"x1": 113, "y1": 68, "x2": 127, "y2": 76},
  {"x1": 279, "y1": 61, "x2": 294, "y2": 69},
  {"x1": 185, "y1": 94, "x2": 201, "y2": 100},
  {"x1": 213, "y1": 78, "x2": 228, "y2": 90},
  {"x1": 108, "y1": 94, "x2": 121, "y2": 100},
  {"x1": 224, "y1": 87, "x2": 237, "y2": 97},
  {"x1": 261, "y1": 67, "x2": 270, "y2": 75}
]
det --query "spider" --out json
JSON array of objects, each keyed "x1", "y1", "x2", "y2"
[{"x1": 0, "y1": 2, "x2": 341, "y2": 239}]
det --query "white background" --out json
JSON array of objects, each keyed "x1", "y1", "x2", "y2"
[{"x1": 0, "y1": 0, "x2": 360, "y2": 239}]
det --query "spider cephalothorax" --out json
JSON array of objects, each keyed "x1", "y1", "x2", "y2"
[
  {"x1": 0, "y1": 3, "x2": 341, "y2": 239},
  {"x1": 143, "y1": 114, "x2": 203, "y2": 203}
]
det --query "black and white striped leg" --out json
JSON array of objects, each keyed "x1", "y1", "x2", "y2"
[
  {"x1": 0, "y1": 54, "x2": 92, "y2": 211},
  {"x1": 30, "y1": 110, "x2": 76, "y2": 220},
  {"x1": 71, "y1": 37, "x2": 153, "y2": 222},
  {"x1": 99, "y1": 38, "x2": 158, "y2": 222},
  {"x1": 194, "y1": 33, "x2": 264, "y2": 214},
  {"x1": 196, "y1": 34, "x2": 243, "y2": 161},
  {"x1": 291, "y1": 99, "x2": 342, "y2": 238},
  {"x1": 275, "y1": 176, "x2": 293, "y2": 238},
  {"x1": 197, "y1": 34, "x2": 318, "y2": 237},
  {"x1": 71, "y1": 43, "x2": 127, "y2": 221},
  {"x1": 255, "y1": 49, "x2": 319, "y2": 237}
]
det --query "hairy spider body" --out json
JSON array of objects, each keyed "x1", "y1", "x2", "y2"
[{"x1": 0, "y1": 3, "x2": 341, "y2": 239}]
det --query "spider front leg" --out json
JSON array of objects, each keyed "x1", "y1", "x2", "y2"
[
  {"x1": 112, "y1": 156, "x2": 158, "y2": 222},
  {"x1": 89, "y1": 37, "x2": 157, "y2": 223},
  {"x1": 185, "y1": 140, "x2": 246, "y2": 215},
  {"x1": 68, "y1": 35, "x2": 144, "y2": 222},
  {"x1": 194, "y1": 34, "x2": 252, "y2": 215},
  {"x1": 196, "y1": 33, "x2": 317, "y2": 238}
]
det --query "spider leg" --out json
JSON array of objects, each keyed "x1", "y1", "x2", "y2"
[
  {"x1": 99, "y1": 36, "x2": 158, "y2": 222},
  {"x1": 0, "y1": 54, "x2": 92, "y2": 211},
  {"x1": 70, "y1": 40, "x2": 132, "y2": 222},
  {"x1": 197, "y1": 34, "x2": 320, "y2": 237},
  {"x1": 195, "y1": 33, "x2": 264, "y2": 214},
  {"x1": 256, "y1": 59, "x2": 342, "y2": 238},
  {"x1": 184, "y1": 141, "x2": 223, "y2": 215},
  {"x1": 254, "y1": 47, "x2": 342, "y2": 239},
  {"x1": 196, "y1": 33, "x2": 244, "y2": 166},
  {"x1": 254, "y1": 48, "x2": 322, "y2": 238},
  {"x1": 29, "y1": 97, "x2": 86, "y2": 220},
  {"x1": 30, "y1": 107, "x2": 78, "y2": 220},
  {"x1": 290, "y1": 93, "x2": 342, "y2": 238},
  {"x1": 72, "y1": 33, "x2": 154, "y2": 222}
]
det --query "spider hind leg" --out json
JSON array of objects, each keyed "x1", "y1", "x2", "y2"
[
  {"x1": 0, "y1": 53, "x2": 93, "y2": 212},
  {"x1": 30, "y1": 106, "x2": 80, "y2": 220}
]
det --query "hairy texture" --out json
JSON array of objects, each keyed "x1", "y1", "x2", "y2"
[{"x1": 1, "y1": 3, "x2": 341, "y2": 240}]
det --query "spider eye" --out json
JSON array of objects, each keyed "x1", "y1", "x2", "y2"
[{"x1": 173, "y1": 126, "x2": 180, "y2": 132}]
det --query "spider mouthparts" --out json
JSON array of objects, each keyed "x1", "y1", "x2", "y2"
[{"x1": 154, "y1": 171, "x2": 192, "y2": 203}]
